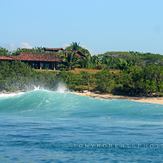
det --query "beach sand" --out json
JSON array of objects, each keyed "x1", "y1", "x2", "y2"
[{"x1": 74, "y1": 91, "x2": 163, "y2": 105}]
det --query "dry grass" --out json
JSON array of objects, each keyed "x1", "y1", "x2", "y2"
[
  {"x1": 35, "y1": 68, "x2": 121, "y2": 74},
  {"x1": 70, "y1": 68, "x2": 101, "y2": 74}
]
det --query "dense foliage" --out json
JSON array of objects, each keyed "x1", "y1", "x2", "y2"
[
  {"x1": 0, "y1": 61, "x2": 162, "y2": 96},
  {"x1": 0, "y1": 47, "x2": 9, "y2": 56},
  {"x1": 0, "y1": 62, "x2": 58, "y2": 91},
  {"x1": 0, "y1": 44, "x2": 163, "y2": 96},
  {"x1": 58, "y1": 66, "x2": 163, "y2": 97},
  {"x1": 12, "y1": 47, "x2": 44, "y2": 56}
]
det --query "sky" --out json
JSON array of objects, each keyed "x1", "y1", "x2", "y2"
[{"x1": 0, "y1": 0, "x2": 163, "y2": 54}]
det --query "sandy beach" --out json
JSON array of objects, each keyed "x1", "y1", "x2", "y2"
[{"x1": 74, "y1": 91, "x2": 163, "y2": 105}]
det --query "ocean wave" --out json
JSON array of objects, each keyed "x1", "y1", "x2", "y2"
[{"x1": 0, "y1": 88, "x2": 162, "y2": 120}]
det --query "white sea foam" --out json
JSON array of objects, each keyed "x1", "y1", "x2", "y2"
[
  {"x1": 0, "y1": 92, "x2": 24, "y2": 98},
  {"x1": 0, "y1": 85, "x2": 43, "y2": 99}
]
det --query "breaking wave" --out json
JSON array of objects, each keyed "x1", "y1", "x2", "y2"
[{"x1": 0, "y1": 86, "x2": 162, "y2": 120}]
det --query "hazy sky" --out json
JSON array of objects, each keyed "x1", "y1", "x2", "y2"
[{"x1": 0, "y1": 0, "x2": 163, "y2": 54}]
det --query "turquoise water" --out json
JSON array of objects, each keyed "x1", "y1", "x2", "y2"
[{"x1": 0, "y1": 90, "x2": 163, "y2": 162}]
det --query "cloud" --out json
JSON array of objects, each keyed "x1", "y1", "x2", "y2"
[
  {"x1": 1, "y1": 43, "x2": 17, "y2": 51},
  {"x1": 8, "y1": 43, "x2": 17, "y2": 51},
  {"x1": 62, "y1": 43, "x2": 70, "y2": 49},
  {"x1": 20, "y1": 42, "x2": 32, "y2": 49},
  {"x1": 80, "y1": 44, "x2": 96, "y2": 55}
]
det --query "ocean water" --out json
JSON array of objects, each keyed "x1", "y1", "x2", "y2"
[{"x1": 0, "y1": 89, "x2": 163, "y2": 163}]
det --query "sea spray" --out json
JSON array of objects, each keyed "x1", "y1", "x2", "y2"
[
  {"x1": 55, "y1": 82, "x2": 69, "y2": 93},
  {"x1": 30, "y1": 82, "x2": 69, "y2": 93},
  {"x1": 34, "y1": 86, "x2": 41, "y2": 91},
  {"x1": 0, "y1": 82, "x2": 69, "y2": 100}
]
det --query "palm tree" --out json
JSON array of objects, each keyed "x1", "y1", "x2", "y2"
[
  {"x1": 63, "y1": 51, "x2": 80, "y2": 70},
  {"x1": 64, "y1": 42, "x2": 92, "y2": 69},
  {"x1": 71, "y1": 42, "x2": 80, "y2": 51}
]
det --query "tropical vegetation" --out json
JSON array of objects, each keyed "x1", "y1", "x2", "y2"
[{"x1": 0, "y1": 43, "x2": 163, "y2": 96}]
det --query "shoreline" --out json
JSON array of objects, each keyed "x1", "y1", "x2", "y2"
[
  {"x1": 74, "y1": 91, "x2": 163, "y2": 105},
  {"x1": 0, "y1": 90, "x2": 163, "y2": 105}
]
